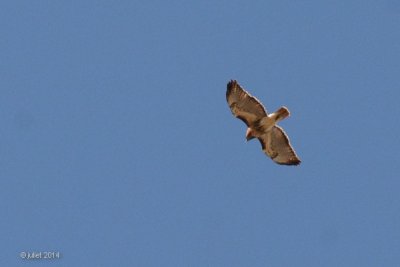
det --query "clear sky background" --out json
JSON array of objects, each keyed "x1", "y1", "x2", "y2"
[{"x1": 1, "y1": 0, "x2": 400, "y2": 266}]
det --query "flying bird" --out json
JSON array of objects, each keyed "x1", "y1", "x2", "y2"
[{"x1": 226, "y1": 80, "x2": 301, "y2": 165}]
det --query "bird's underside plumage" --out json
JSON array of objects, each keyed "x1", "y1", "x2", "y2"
[{"x1": 226, "y1": 80, "x2": 301, "y2": 165}]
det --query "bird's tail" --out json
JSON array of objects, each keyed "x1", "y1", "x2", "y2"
[{"x1": 271, "y1": 106, "x2": 290, "y2": 122}]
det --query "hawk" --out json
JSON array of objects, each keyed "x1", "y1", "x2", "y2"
[{"x1": 226, "y1": 80, "x2": 301, "y2": 165}]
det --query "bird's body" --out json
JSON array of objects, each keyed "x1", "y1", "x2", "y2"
[
  {"x1": 226, "y1": 80, "x2": 301, "y2": 165},
  {"x1": 245, "y1": 107, "x2": 290, "y2": 140}
]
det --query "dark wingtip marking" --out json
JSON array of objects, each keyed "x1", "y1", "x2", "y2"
[
  {"x1": 276, "y1": 159, "x2": 301, "y2": 166},
  {"x1": 291, "y1": 159, "x2": 301, "y2": 166},
  {"x1": 227, "y1": 80, "x2": 237, "y2": 91},
  {"x1": 226, "y1": 80, "x2": 239, "y2": 101},
  {"x1": 227, "y1": 79, "x2": 237, "y2": 87}
]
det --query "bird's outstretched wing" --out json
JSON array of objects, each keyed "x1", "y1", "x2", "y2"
[
  {"x1": 258, "y1": 126, "x2": 301, "y2": 165},
  {"x1": 226, "y1": 80, "x2": 267, "y2": 127}
]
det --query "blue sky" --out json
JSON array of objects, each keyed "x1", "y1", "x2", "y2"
[{"x1": 1, "y1": 0, "x2": 400, "y2": 266}]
